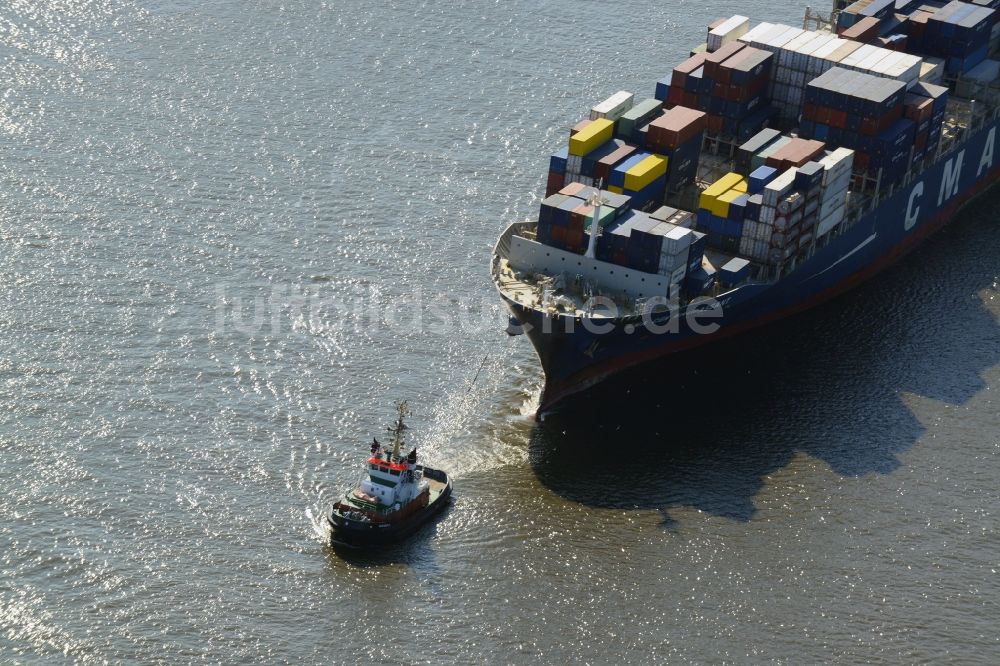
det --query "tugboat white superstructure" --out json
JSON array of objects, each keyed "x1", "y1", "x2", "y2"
[{"x1": 327, "y1": 402, "x2": 452, "y2": 548}]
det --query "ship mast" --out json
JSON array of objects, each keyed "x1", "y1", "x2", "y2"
[
  {"x1": 584, "y1": 182, "x2": 609, "y2": 259},
  {"x1": 387, "y1": 401, "x2": 409, "y2": 462}
]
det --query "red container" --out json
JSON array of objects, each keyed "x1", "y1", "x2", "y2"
[
  {"x1": 703, "y1": 41, "x2": 746, "y2": 79},
  {"x1": 907, "y1": 11, "x2": 930, "y2": 40},
  {"x1": 672, "y1": 53, "x2": 709, "y2": 87},
  {"x1": 838, "y1": 16, "x2": 881, "y2": 42},
  {"x1": 667, "y1": 85, "x2": 685, "y2": 107},
  {"x1": 595, "y1": 144, "x2": 638, "y2": 183},
  {"x1": 904, "y1": 94, "x2": 933, "y2": 123},
  {"x1": 565, "y1": 228, "x2": 584, "y2": 248},
  {"x1": 766, "y1": 138, "x2": 825, "y2": 171},
  {"x1": 560, "y1": 181, "x2": 587, "y2": 197},
  {"x1": 707, "y1": 115, "x2": 724, "y2": 135},
  {"x1": 546, "y1": 172, "x2": 565, "y2": 196},
  {"x1": 647, "y1": 105, "x2": 707, "y2": 150},
  {"x1": 829, "y1": 109, "x2": 847, "y2": 129},
  {"x1": 550, "y1": 226, "x2": 566, "y2": 243},
  {"x1": 570, "y1": 203, "x2": 592, "y2": 230},
  {"x1": 569, "y1": 119, "x2": 591, "y2": 138}
]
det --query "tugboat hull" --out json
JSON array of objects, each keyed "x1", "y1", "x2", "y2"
[{"x1": 327, "y1": 467, "x2": 452, "y2": 549}]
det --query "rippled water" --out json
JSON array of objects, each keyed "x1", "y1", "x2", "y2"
[{"x1": 2, "y1": 1, "x2": 998, "y2": 663}]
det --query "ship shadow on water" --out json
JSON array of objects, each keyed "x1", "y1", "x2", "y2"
[{"x1": 528, "y1": 190, "x2": 1000, "y2": 526}]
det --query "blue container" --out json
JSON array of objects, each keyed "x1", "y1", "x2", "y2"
[
  {"x1": 745, "y1": 193, "x2": 763, "y2": 221},
  {"x1": 625, "y1": 175, "x2": 667, "y2": 211},
  {"x1": 749, "y1": 166, "x2": 777, "y2": 194},
  {"x1": 687, "y1": 231, "x2": 707, "y2": 274},
  {"x1": 728, "y1": 194, "x2": 749, "y2": 221},
  {"x1": 735, "y1": 105, "x2": 777, "y2": 143},
  {"x1": 696, "y1": 209, "x2": 712, "y2": 229},
  {"x1": 536, "y1": 222, "x2": 552, "y2": 244},
  {"x1": 549, "y1": 147, "x2": 568, "y2": 174},
  {"x1": 539, "y1": 193, "x2": 569, "y2": 225},
  {"x1": 720, "y1": 257, "x2": 752, "y2": 285},
  {"x1": 655, "y1": 76, "x2": 672, "y2": 102},
  {"x1": 610, "y1": 153, "x2": 650, "y2": 189},
  {"x1": 665, "y1": 134, "x2": 703, "y2": 191},
  {"x1": 722, "y1": 218, "x2": 745, "y2": 237},
  {"x1": 875, "y1": 118, "x2": 916, "y2": 153},
  {"x1": 684, "y1": 266, "x2": 716, "y2": 295},
  {"x1": 553, "y1": 196, "x2": 582, "y2": 225},
  {"x1": 859, "y1": 0, "x2": 895, "y2": 19},
  {"x1": 794, "y1": 161, "x2": 824, "y2": 191},
  {"x1": 685, "y1": 67, "x2": 705, "y2": 93},
  {"x1": 582, "y1": 140, "x2": 627, "y2": 176}
]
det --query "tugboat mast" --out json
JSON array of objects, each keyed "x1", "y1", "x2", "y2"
[{"x1": 387, "y1": 401, "x2": 409, "y2": 462}]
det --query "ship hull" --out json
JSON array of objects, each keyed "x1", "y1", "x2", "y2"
[{"x1": 502, "y1": 118, "x2": 1000, "y2": 415}]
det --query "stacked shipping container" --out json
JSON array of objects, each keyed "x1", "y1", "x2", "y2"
[
  {"x1": 537, "y1": 183, "x2": 632, "y2": 254},
  {"x1": 798, "y1": 67, "x2": 947, "y2": 181},
  {"x1": 659, "y1": 41, "x2": 776, "y2": 141}
]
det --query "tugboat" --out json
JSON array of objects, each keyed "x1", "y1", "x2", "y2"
[{"x1": 327, "y1": 402, "x2": 452, "y2": 548}]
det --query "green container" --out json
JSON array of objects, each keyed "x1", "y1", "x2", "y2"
[{"x1": 617, "y1": 98, "x2": 663, "y2": 140}]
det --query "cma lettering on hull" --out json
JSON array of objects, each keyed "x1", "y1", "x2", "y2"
[{"x1": 906, "y1": 127, "x2": 996, "y2": 230}]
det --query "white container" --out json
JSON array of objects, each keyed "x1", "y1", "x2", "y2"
[
  {"x1": 658, "y1": 247, "x2": 689, "y2": 274},
  {"x1": 662, "y1": 225, "x2": 694, "y2": 255},
  {"x1": 812, "y1": 38, "x2": 847, "y2": 64},
  {"x1": 817, "y1": 205, "x2": 846, "y2": 236},
  {"x1": 819, "y1": 194, "x2": 846, "y2": 219},
  {"x1": 778, "y1": 191, "x2": 804, "y2": 215},
  {"x1": 750, "y1": 23, "x2": 789, "y2": 51},
  {"x1": 755, "y1": 220, "x2": 772, "y2": 241},
  {"x1": 920, "y1": 57, "x2": 945, "y2": 84},
  {"x1": 886, "y1": 53, "x2": 922, "y2": 87},
  {"x1": 591, "y1": 91, "x2": 634, "y2": 121},
  {"x1": 823, "y1": 172, "x2": 851, "y2": 198},
  {"x1": 858, "y1": 48, "x2": 891, "y2": 74},
  {"x1": 708, "y1": 15, "x2": 750, "y2": 51},
  {"x1": 763, "y1": 168, "x2": 798, "y2": 207},
  {"x1": 825, "y1": 40, "x2": 862, "y2": 66},
  {"x1": 820, "y1": 147, "x2": 855, "y2": 185},
  {"x1": 740, "y1": 21, "x2": 777, "y2": 47},
  {"x1": 840, "y1": 43, "x2": 881, "y2": 71},
  {"x1": 770, "y1": 26, "x2": 805, "y2": 51},
  {"x1": 798, "y1": 33, "x2": 836, "y2": 59},
  {"x1": 781, "y1": 30, "x2": 817, "y2": 65}
]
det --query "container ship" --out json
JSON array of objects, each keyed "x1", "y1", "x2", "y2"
[{"x1": 492, "y1": 0, "x2": 1000, "y2": 415}]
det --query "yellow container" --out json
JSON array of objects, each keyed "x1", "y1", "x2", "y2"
[
  {"x1": 608, "y1": 185, "x2": 624, "y2": 194},
  {"x1": 623, "y1": 154, "x2": 668, "y2": 192},
  {"x1": 733, "y1": 178, "x2": 749, "y2": 193},
  {"x1": 698, "y1": 172, "x2": 744, "y2": 211},
  {"x1": 711, "y1": 189, "x2": 743, "y2": 218},
  {"x1": 569, "y1": 118, "x2": 615, "y2": 157}
]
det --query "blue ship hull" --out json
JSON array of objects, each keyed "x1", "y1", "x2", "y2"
[{"x1": 502, "y1": 117, "x2": 1000, "y2": 414}]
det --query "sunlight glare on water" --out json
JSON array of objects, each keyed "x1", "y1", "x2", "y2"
[{"x1": 2, "y1": 0, "x2": 999, "y2": 663}]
